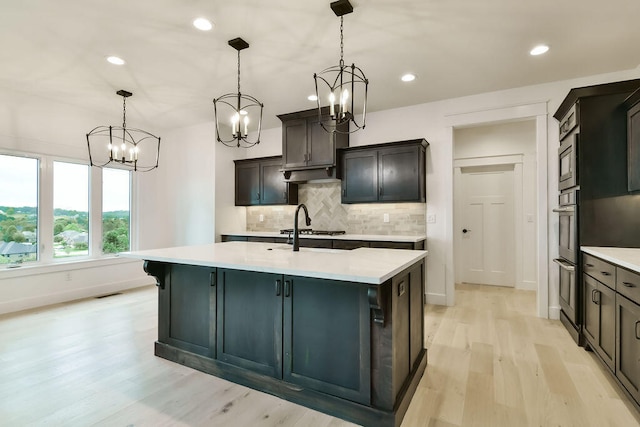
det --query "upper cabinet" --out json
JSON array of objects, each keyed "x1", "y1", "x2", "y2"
[
  {"x1": 626, "y1": 89, "x2": 640, "y2": 192},
  {"x1": 277, "y1": 107, "x2": 349, "y2": 177},
  {"x1": 340, "y1": 139, "x2": 428, "y2": 204},
  {"x1": 234, "y1": 156, "x2": 298, "y2": 206}
]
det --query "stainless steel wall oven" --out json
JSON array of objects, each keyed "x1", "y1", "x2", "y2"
[{"x1": 553, "y1": 188, "x2": 579, "y2": 333}]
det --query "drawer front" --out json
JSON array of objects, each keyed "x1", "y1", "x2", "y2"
[
  {"x1": 583, "y1": 253, "x2": 616, "y2": 289},
  {"x1": 617, "y1": 267, "x2": 640, "y2": 304}
]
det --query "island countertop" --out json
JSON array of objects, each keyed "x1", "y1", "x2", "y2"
[{"x1": 120, "y1": 241, "x2": 428, "y2": 284}]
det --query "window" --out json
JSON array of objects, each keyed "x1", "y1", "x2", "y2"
[
  {"x1": 0, "y1": 154, "x2": 39, "y2": 265},
  {"x1": 102, "y1": 168, "x2": 131, "y2": 254},
  {"x1": 53, "y1": 161, "x2": 89, "y2": 259}
]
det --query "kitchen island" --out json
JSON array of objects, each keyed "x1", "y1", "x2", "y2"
[{"x1": 121, "y1": 241, "x2": 427, "y2": 427}]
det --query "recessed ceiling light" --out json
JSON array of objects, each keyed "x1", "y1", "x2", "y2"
[
  {"x1": 308, "y1": 94, "x2": 318, "y2": 101},
  {"x1": 530, "y1": 45, "x2": 549, "y2": 56},
  {"x1": 106, "y1": 56, "x2": 125, "y2": 65},
  {"x1": 193, "y1": 18, "x2": 213, "y2": 31},
  {"x1": 401, "y1": 73, "x2": 416, "y2": 82}
]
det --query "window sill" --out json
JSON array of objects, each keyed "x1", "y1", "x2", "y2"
[{"x1": 0, "y1": 256, "x2": 143, "y2": 279}]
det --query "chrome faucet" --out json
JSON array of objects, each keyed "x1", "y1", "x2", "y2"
[{"x1": 293, "y1": 203, "x2": 312, "y2": 252}]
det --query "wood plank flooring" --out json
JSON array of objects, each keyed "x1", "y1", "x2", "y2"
[{"x1": 0, "y1": 283, "x2": 638, "y2": 426}]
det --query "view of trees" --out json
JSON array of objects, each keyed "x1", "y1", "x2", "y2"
[{"x1": 0, "y1": 205, "x2": 129, "y2": 262}]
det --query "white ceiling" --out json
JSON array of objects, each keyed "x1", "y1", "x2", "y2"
[{"x1": 1, "y1": 0, "x2": 639, "y2": 132}]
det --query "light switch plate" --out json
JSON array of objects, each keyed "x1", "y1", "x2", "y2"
[
  {"x1": 427, "y1": 214, "x2": 436, "y2": 223},
  {"x1": 383, "y1": 213, "x2": 390, "y2": 223},
  {"x1": 259, "y1": 214, "x2": 264, "y2": 222}
]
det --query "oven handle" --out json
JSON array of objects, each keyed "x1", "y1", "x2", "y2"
[
  {"x1": 553, "y1": 258, "x2": 575, "y2": 272},
  {"x1": 552, "y1": 206, "x2": 575, "y2": 213}
]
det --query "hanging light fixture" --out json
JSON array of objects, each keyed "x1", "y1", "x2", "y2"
[
  {"x1": 213, "y1": 37, "x2": 263, "y2": 148},
  {"x1": 314, "y1": 0, "x2": 368, "y2": 134},
  {"x1": 86, "y1": 90, "x2": 160, "y2": 172}
]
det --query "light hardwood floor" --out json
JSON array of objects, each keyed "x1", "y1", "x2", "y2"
[{"x1": 1, "y1": 283, "x2": 638, "y2": 426}]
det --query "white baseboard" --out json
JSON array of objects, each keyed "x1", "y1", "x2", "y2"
[
  {"x1": 548, "y1": 305, "x2": 561, "y2": 320},
  {"x1": 517, "y1": 280, "x2": 538, "y2": 291},
  {"x1": 0, "y1": 277, "x2": 154, "y2": 315},
  {"x1": 426, "y1": 292, "x2": 448, "y2": 306}
]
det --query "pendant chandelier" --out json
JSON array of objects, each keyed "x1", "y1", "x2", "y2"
[
  {"x1": 213, "y1": 38, "x2": 263, "y2": 148},
  {"x1": 86, "y1": 90, "x2": 161, "y2": 172},
  {"x1": 314, "y1": 0, "x2": 368, "y2": 134}
]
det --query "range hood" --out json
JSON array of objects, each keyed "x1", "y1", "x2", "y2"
[{"x1": 277, "y1": 106, "x2": 349, "y2": 183}]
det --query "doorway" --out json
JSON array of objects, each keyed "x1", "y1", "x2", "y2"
[{"x1": 457, "y1": 163, "x2": 515, "y2": 287}]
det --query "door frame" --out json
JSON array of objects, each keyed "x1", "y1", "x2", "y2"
[
  {"x1": 444, "y1": 102, "x2": 549, "y2": 318},
  {"x1": 454, "y1": 155, "x2": 522, "y2": 288}
]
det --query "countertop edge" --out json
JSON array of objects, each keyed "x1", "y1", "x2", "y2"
[
  {"x1": 220, "y1": 231, "x2": 426, "y2": 243},
  {"x1": 581, "y1": 246, "x2": 640, "y2": 274}
]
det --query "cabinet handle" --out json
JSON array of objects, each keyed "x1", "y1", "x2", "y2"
[
  {"x1": 594, "y1": 290, "x2": 601, "y2": 305},
  {"x1": 622, "y1": 281, "x2": 636, "y2": 288},
  {"x1": 284, "y1": 280, "x2": 291, "y2": 298},
  {"x1": 210, "y1": 272, "x2": 216, "y2": 287},
  {"x1": 586, "y1": 263, "x2": 595, "y2": 268},
  {"x1": 275, "y1": 280, "x2": 282, "y2": 296},
  {"x1": 257, "y1": 192, "x2": 260, "y2": 200},
  {"x1": 636, "y1": 321, "x2": 640, "y2": 340},
  {"x1": 342, "y1": 189, "x2": 346, "y2": 197},
  {"x1": 601, "y1": 271, "x2": 611, "y2": 276},
  {"x1": 283, "y1": 191, "x2": 287, "y2": 200},
  {"x1": 379, "y1": 186, "x2": 383, "y2": 196}
]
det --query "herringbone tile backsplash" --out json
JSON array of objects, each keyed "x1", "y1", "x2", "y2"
[{"x1": 246, "y1": 182, "x2": 426, "y2": 235}]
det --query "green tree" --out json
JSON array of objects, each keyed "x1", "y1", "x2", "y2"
[{"x1": 12, "y1": 232, "x2": 26, "y2": 243}]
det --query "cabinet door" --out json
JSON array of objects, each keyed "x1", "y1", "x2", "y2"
[
  {"x1": 282, "y1": 118, "x2": 308, "y2": 169},
  {"x1": 583, "y1": 274, "x2": 599, "y2": 345},
  {"x1": 159, "y1": 264, "x2": 216, "y2": 358},
  {"x1": 378, "y1": 145, "x2": 424, "y2": 202},
  {"x1": 307, "y1": 117, "x2": 334, "y2": 167},
  {"x1": 283, "y1": 276, "x2": 371, "y2": 405},
  {"x1": 235, "y1": 161, "x2": 260, "y2": 206},
  {"x1": 409, "y1": 262, "x2": 424, "y2": 369},
  {"x1": 216, "y1": 269, "x2": 283, "y2": 378},
  {"x1": 597, "y1": 283, "x2": 616, "y2": 371},
  {"x1": 341, "y1": 150, "x2": 378, "y2": 203},
  {"x1": 628, "y1": 102, "x2": 640, "y2": 192},
  {"x1": 616, "y1": 294, "x2": 640, "y2": 403},
  {"x1": 261, "y1": 159, "x2": 292, "y2": 205}
]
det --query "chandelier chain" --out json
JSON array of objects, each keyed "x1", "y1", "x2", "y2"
[
  {"x1": 339, "y1": 16, "x2": 344, "y2": 67},
  {"x1": 237, "y1": 50, "x2": 241, "y2": 94},
  {"x1": 122, "y1": 95, "x2": 127, "y2": 128}
]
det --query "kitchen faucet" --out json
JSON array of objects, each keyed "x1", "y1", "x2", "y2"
[{"x1": 293, "y1": 203, "x2": 312, "y2": 252}]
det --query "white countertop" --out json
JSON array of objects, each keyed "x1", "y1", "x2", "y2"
[
  {"x1": 221, "y1": 231, "x2": 426, "y2": 243},
  {"x1": 582, "y1": 247, "x2": 640, "y2": 274},
  {"x1": 120, "y1": 241, "x2": 428, "y2": 285}
]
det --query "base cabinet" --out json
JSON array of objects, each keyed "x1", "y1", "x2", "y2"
[
  {"x1": 583, "y1": 272, "x2": 616, "y2": 371},
  {"x1": 616, "y1": 294, "x2": 640, "y2": 402},
  {"x1": 148, "y1": 262, "x2": 216, "y2": 358},
  {"x1": 216, "y1": 269, "x2": 283, "y2": 378}
]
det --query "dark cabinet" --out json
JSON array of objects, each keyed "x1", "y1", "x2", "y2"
[
  {"x1": 283, "y1": 276, "x2": 371, "y2": 404},
  {"x1": 616, "y1": 294, "x2": 640, "y2": 403},
  {"x1": 627, "y1": 91, "x2": 640, "y2": 192},
  {"x1": 216, "y1": 269, "x2": 283, "y2": 378},
  {"x1": 341, "y1": 139, "x2": 427, "y2": 204},
  {"x1": 234, "y1": 156, "x2": 298, "y2": 206},
  {"x1": 278, "y1": 107, "x2": 349, "y2": 172},
  {"x1": 156, "y1": 263, "x2": 216, "y2": 358},
  {"x1": 216, "y1": 269, "x2": 371, "y2": 403},
  {"x1": 583, "y1": 272, "x2": 615, "y2": 371}
]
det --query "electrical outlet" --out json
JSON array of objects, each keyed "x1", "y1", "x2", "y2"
[
  {"x1": 259, "y1": 214, "x2": 264, "y2": 222},
  {"x1": 427, "y1": 214, "x2": 436, "y2": 224},
  {"x1": 65, "y1": 271, "x2": 72, "y2": 282},
  {"x1": 383, "y1": 213, "x2": 390, "y2": 223}
]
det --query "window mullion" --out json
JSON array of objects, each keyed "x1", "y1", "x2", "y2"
[
  {"x1": 90, "y1": 166, "x2": 103, "y2": 258},
  {"x1": 39, "y1": 157, "x2": 54, "y2": 263}
]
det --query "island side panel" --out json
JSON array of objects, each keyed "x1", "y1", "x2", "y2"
[{"x1": 371, "y1": 258, "x2": 427, "y2": 414}]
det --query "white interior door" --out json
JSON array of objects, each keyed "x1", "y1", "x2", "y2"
[{"x1": 459, "y1": 164, "x2": 515, "y2": 287}]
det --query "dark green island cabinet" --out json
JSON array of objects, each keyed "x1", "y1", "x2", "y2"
[{"x1": 128, "y1": 242, "x2": 427, "y2": 427}]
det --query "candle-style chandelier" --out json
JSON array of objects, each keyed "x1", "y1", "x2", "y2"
[
  {"x1": 313, "y1": 0, "x2": 368, "y2": 134},
  {"x1": 86, "y1": 90, "x2": 161, "y2": 172},
  {"x1": 213, "y1": 37, "x2": 263, "y2": 148}
]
